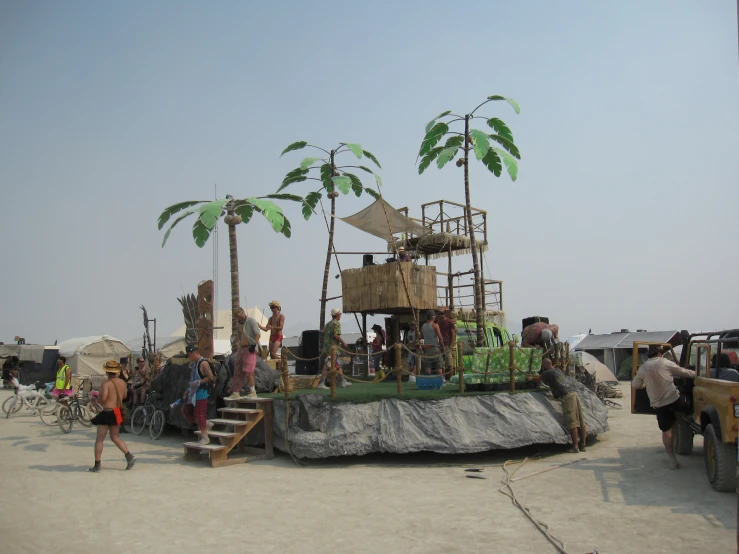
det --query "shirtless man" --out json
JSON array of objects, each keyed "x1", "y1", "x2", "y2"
[
  {"x1": 259, "y1": 300, "x2": 285, "y2": 359},
  {"x1": 89, "y1": 360, "x2": 136, "y2": 472}
]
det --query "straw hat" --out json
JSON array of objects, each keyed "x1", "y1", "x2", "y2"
[
  {"x1": 103, "y1": 360, "x2": 121, "y2": 374},
  {"x1": 398, "y1": 246, "x2": 406, "y2": 252},
  {"x1": 269, "y1": 300, "x2": 281, "y2": 310},
  {"x1": 331, "y1": 308, "x2": 342, "y2": 317}
]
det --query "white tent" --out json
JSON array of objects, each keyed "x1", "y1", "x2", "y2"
[
  {"x1": 573, "y1": 351, "x2": 618, "y2": 383},
  {"x1": 170, "y1": 308, "x2": 270, "y2": 346},
  {"x1": 126, "y1": 336, "x2": 232, "y2": 362},
  {"x1": 58, "y1": 335, "x2": 131, "y2": 376}
]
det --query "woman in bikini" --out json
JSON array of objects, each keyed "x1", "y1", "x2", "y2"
[
  {"x1": 259, "y1": 300, "x2": 285, "y2": 360},
  {"x1": 89, "y1": 360, "x2": 136, "y2": 472}
]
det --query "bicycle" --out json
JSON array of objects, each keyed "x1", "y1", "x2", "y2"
[
  {"x1": 57, "y1": 395, "x2": 92, "y2": 433},
  {"x1": 130, "y1": 392, "x2": 166, "y2": 439},
  {"x1": 3, "y1": 385, "x2": 48, "y2": 418}
]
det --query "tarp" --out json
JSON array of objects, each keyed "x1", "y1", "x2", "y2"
[
  {"x1": 574, "y1": 351, "x2": 619, "y2": 383},
  {"x1": 57, "y1": 335, "x2": 131, "y2": 376},
  {"x1": 170, "y1": 307, "x2": 269, "y2": 346},
  {"x1": 0, "y1": 344, "x2": 46, "y2": 364},
  {"x1": 339, "y1": 198, "x2": 431, "y2": 241}
]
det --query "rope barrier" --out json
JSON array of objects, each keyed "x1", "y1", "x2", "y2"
[{"x1": 282, "y1": 347, "x2": 321, "y2": 362}]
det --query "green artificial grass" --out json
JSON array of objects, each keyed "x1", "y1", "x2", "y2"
[{"x1": 260, "y1": 381, "x2": 541, "y2": 404}]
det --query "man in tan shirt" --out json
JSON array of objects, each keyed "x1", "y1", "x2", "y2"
[{"x1": 632, "y1": 345, "x2": 695, "y2": 469}]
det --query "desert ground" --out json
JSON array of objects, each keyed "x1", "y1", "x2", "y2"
[{"x1": 0, "y1": 385, "x2": 735, "y2": 554}]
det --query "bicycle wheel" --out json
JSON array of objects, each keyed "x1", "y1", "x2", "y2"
[
  {"x1": 28, "y1": 394, "x2": 48, "y2": 414},
  {"x1": 149, "y1": 410, "x2": 165, "y2": 440},
  {"x1": 130, "y1": 406, "x2": 147, "y2": 435},
  {"x1": 77, "y1": 405, "x2": 92, "y2": 427},
  {"x1": 87, "y1": 402, "x2": 103, "y2": 416},
  {"x1": 58, "y1": 406, "x2": 73, "y2": 434},
  {"x1": 40, "y1": 403, "x2": 60, "y2": 426},
  {"x1": 2, "y1": 395, "x2": 18, "y2": 417}
]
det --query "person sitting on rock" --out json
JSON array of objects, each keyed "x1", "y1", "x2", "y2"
[{"x1": 529, "y1": 358, "x2": 587, "y2": 453}]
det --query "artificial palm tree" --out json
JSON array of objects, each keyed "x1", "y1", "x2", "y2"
[{"x1": 417, "y1": 95, "x2": 521, "y2": 346}]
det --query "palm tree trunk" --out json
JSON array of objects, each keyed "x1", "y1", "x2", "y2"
[
  {"x1": 463, "y1": 115, "x2": 485, "y2": 347},
  {"x1": 227, "y1": 204, "x2": 240, "y2": 340},
  {"x1": 319, "y1": 151, "x2": 337, "y2": 338}
]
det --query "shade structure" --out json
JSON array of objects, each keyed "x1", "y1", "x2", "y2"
[{"x1": 339, "y1": 198, "x2": 430, "y2": 241}]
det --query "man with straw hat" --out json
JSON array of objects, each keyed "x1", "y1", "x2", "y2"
[
  {"x1": 318, "y1": 308, "x2": 351, "y2": 390},
  {"x1": 259, "y1": 300, "x2": 285, "y2": 360},
  {"x1": 397, "y1": 246, "x2": 411, "y2": 262},
  {"x1": 89, "y1": 360, "x2": 136, "y2": 472},
  {"x1": 227, "y1": 308, "x2": 260, "y2": 400}
]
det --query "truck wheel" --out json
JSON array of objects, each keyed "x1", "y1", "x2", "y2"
[
  {"x1": 703, "y1": 423, "x2": 737, "y2": 492},
  {"x1": 673, "y1": 419, "x2": 693, "y2": 455}
]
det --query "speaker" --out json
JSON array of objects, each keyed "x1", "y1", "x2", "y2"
[
  {"x1": 522, "y1": 316, "x2": 549, "y2": 331},
  {"x1": 363, "y1": 254, "x2": 374, "y2": 267},
  {"x1": 295, "y1": 330, "x2": 321, "y2": 375}
]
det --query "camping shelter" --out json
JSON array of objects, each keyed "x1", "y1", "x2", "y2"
[
  {"x1": 574, "y1": 330, "x2": 680, "y2": 378},
  {"x1": 57, "y1": 335, "x2": 131, "y2": 376},
  {"x1": 126, "y1": 336, "x2": 233, "y2": 362}
]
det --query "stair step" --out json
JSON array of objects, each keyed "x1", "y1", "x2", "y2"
[
  {"x1": 207, "y1": 418, "x2": 251, "y2": 426},
  {"x1": 183, "y1": 442, "x2": 226, "y2": 452},
  {"x1": 217, "y1": 408, "x2": 262, "y2": 415},
  {"x1": 194, "y1": 430, "x2": 237, "y2": 438}
]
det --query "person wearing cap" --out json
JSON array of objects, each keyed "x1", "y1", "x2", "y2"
[
  {"x1": 319, "y1": 308, "x2": 350, "y2": 389},
  {"x1": 421, "y1": 310, "x2": 445, "y2": 379},
  {"x1": 183, "y1": 344, "x2": 216, "y2": 444},
  {"x1": 529, "y1": 358, "x2": 587, "y2": 453},
  {"x1": 52, "y1": 356, "x2": 73, "y2": 398},
  {"x1": 259, "y1": 300, "x2": 285, "y2": 360},
  {"x1": 632, "y1": 345, "x2": 696, "y2": 469},
  {"x1": 227, "y1": 307, "x2": 261, "y2": 400},
  {"x1": 89, "y1": 360, "x2": 136, "y2": 472},
  {"x1": 398, "y1": 246, "x2": 411, "y2": 263}
]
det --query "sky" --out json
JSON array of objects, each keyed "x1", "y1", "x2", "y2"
[{"x1": 1, "y1": 0, "x2": 737, "y2": 347}]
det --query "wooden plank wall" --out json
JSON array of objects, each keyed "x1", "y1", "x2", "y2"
[{"x1": 341, "y1": 263, "x2": 437, "y2": 313}]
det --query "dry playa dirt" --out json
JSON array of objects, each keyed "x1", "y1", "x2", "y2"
[{"x1": 0, "y1": 385, "x2": 735, "y2": 554}]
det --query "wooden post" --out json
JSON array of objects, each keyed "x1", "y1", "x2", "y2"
[
  {"x1": 484, "y1": 350, "x2": 492, "y2": 385},
  {"x1": 362, "y1": 313, "x2": 368, "y2": 377},
  {"x1": 281, "y1": 348, "x2": 289, "y2": 399},
  {"x1": 415, "y1": 344, "x2": 421, "y2": 376},
  {"x1": 395, "y1": 342, "x2": 402, "y2": 396},
  {"x1": 330, "y1": 345, "x2": 337, "y2": 399},
  {"x1": 508, "y1": 341, "x2": 515, "y2": 391},
  {"x1": 457, "y1": 341, "x2": 465, "y2": 393}
]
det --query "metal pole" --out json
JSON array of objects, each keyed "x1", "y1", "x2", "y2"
[
  {"x1": 395, "y1": 343, "x2": 402, "y2": 396},
  {"x1": 330, "y1": 345, "x2": 337, "y2": 399}
]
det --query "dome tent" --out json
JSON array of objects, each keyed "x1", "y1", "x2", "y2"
[{"x1": 58, "y1": 335, "x2": 131, "y2": 376}]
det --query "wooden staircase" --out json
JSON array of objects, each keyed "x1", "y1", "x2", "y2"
[{"x1": 183, "y1": 397, "x2": 274, "y2": 468}]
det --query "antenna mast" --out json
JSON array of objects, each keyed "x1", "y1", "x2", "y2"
[{"x1": 213, "y1": 183, "x2": 219, "y2": 315}]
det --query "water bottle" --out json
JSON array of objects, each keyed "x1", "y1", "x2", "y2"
[{"x1": 170, "y1": 399, "x2": 182, "y2": 408}]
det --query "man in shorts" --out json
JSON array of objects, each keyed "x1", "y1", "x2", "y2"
[
  {"x1": 632, "y1": 345, "x2": 695, "y2": 469},
  {"x1": 318, "y1": 308, "x2": 350, "y2": 389},
  {"x1": 530, "y1": 358, "x2": 587, "y2": 453},
  {"x1": 421, "y1": 310, "x2": 444, "y2": 379},
  {"x1": 227, "y1": 307, "x2": 260, "y2": 400}
]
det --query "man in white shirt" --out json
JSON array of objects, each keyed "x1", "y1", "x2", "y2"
[{"x1": 632, "y1": 345, "x2": 695, "y2": 469}]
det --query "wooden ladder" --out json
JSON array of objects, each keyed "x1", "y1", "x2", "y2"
[{"x1": 183, "y1": 398, "x2": 274, "y2": 468}]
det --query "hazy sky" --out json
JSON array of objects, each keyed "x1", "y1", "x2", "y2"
[{"x1": 1, "y1": 0, "x2": 737, "y2": 347}]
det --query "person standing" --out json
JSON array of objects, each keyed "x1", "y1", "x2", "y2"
[
  {"x1": 436, "y1": 309, "x2": 456, "y2": 375},
  {"x1": 632, "y1": 345, "x2": 696, "y2": 469},
  {"x1": 398, "y1": 246, "x2": 411, "y2": 262},
  {"x1": 371, "y1": 324, "x2": 386, "y2": 372},
  {"x1": 406, "y1": 323, "x2": 418, "y2": 383},
  {"x1": 421, "y1": 311, "x2": 444, "y2": 379},
  {"x1": 530, "y1": 358, "x2": 588, "y2": 453},
  {"x1": 132, "y1": 357, "x2": 150, "y2": 405},
  {"x1": 318, "y1": 308, "x2": 350, "y2": 389},
  {"x1": 52, "y1": 356, "x2": 73, "y2": 398},
  {"x1": 259, "y1": 300, "x2": 285, "y2": 360},
  {"x1": 183, "y1": 344, "x2": 215, "y2": 445},
  {"x1": 89, "y1": 360, "x2": 136, "y2": 472},
  {"x1": 227, "y1": 308, "x2": 261, "y2": 400}
]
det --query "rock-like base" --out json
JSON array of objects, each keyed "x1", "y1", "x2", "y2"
[{"x1": 268, "y1": 383, "x2": 609, "y2": 458}]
